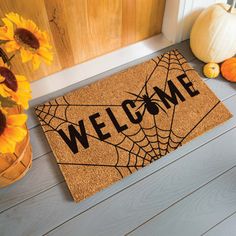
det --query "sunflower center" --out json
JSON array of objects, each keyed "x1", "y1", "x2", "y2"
[
  {"x1": 14, "y1": 28, "x2": 40, "y2": 50},
  {"x1": 0, "y1": 67, "x2": 18, "y2": 92},
  {"x1": 0, "y1": 110, "x2": 7, "y2": 135}
]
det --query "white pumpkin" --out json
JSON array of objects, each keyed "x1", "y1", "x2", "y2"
[{"x1": 190, "y1": 3, "x2": 236, "y2": 63}]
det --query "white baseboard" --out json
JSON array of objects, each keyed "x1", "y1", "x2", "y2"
[{"x1": 30, "y1": 33, "x2": 172, "y2": 100}]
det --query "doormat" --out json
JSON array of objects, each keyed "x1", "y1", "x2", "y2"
[{"x1": 35, "y1": 49, "x2": 232, "y2": 202}]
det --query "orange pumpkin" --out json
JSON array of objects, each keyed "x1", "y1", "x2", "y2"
[{"x1": 221, "y1": 58, "x2": 236, "y2": 82}]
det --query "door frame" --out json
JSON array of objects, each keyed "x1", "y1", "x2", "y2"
[{"x1": 162, "y1": 0, "x2": 227, "y2": 43}]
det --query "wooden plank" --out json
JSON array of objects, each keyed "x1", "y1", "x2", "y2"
[
  {"x1": 0, "y1": 101, "x2": 234, "y2": 236},
  {"x1": 121, "y1": 0, "x2": 136, "y2": 45},
  {"x1": 44, "y1": 0, "x2": 75, "y2": 69},
  {"x1": 189, "y1": 58, "x2": 205, "y2": 79},
  {"x1": 64, "y1": 0, "x2": 122, "y2": 65},
  {"x1": 0, "y1": 182, "x2": 73, "y2": 236},
  {"x1": 205, "y1": 77, "x2": 236, "y2": 101},
  {"x1": 0, "y1": 94, "x2": 235, "y2": 236},
  {"x1": 30, "y1": 126, "x2": 51, "y2": 159},
  {"x1": 0, "y1": 0, "x2": 165, "y2": 81},
  {"x1": 26, "y1": 108, "x2": 40, "y2": 130},
  {"x1": 0, "y1": 152, "x2": 63, "y2": 213},
  {"x1": 204, "y1": 212, "x2": 236, "y2": 236},
  {"x1": 128, "y1": 167, "x2": 236, "y2": 236},
  {"x1": 135, "y1": 0, "x2": 165, "y2": 40},
  {"x1": 44, "y1": 127, "x2": 236, "y2": 236}
]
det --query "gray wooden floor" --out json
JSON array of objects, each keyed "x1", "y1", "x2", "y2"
[{"x1": 1, "y1": 40, "x2": 236, "y2": 236}]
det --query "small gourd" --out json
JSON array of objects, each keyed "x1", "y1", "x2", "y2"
[
  {"x1": 190, "y1": 1, "x2": 236, "y2": 63},
  {"x1": 221, "y1": 58, "x2": 236, "y2": 82},
  {"x1": 203, "y1": 63, "x2": 220, "y2": 79}
]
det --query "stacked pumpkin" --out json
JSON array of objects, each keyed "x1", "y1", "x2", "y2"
[{"x1": 190, "y1": 1, "x2": 236, "y2": 81}]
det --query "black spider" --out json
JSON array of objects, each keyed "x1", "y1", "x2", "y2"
[{"x1": 127, "y1": 77, "x2": 167, "y2": 117}]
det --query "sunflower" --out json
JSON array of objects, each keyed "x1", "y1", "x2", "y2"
[
  {"x1": 0, "y1": 108, "x2": 27, "y2": 153},
  {"x1": 0, "y1": 58, "x2": 31, "y2": 109},
  {"x1": 0, "y1": 12, "x2": 53, "y2": 70}
]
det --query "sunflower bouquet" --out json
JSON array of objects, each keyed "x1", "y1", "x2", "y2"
[{"x1": 0, "y1": 12, "x2": 52, "y2": 154}]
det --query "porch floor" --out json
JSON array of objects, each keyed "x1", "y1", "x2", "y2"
[{"x1": 1, "y1": 40, "x2": 236, "y2": 236}]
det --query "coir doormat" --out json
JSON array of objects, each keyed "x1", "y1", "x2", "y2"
[{"x1": 35, "y1": 49, "x2": 232, "y2": 202}]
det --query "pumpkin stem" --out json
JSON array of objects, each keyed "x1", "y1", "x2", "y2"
[{"x1": 228, "y1": 0, "x2": 236, "y2": 13}]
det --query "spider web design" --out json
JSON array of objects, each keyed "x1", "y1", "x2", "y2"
[{"x1": 35, "y1": 50, "x2": 220, "y2": 178}]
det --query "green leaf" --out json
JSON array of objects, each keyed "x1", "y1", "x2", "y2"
[
  {"x1": 0, "y1": 47, "x2": 14, "y2": 66},
  {"x1": 0, "y1": 40, "x2": 10, "y2": 45},
  {"x1": 6, "y1": 54, "x2": 15, "y2": 66},
  {"x1": 0, "y1": 48, "x2": 10, "y2": 64},
  {"x1": 0, "y1": 95, "x2": 17, "y2": 107}
]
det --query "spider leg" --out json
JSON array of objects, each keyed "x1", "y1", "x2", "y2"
[
  {"x1": 151, "y1": 98, "x2": 161, "y2": 102},
  {"x1": 144, "y1": 75, "x2": 158, "y2": 99},
  {"x1": 141, "y1": 106, "x2": 146, "y2": 117},
  {"x1": 150, "y1": 91, "x2": 158, "y2": 99},
  {"x1": 129, "y1": 99, "x2": 143, "y2": 102},
  {"x1": 144, "y1": 76, "x2": 149, "y2": 97},
  {"x1": 126, "y1": 91, "x2": 143, "y2": 100},
  {"x1": 136, "y1": 102, "x2": 145, "y2": 110},
  {"x1": 155, "y1": 102, "x2": 168, "y2": 115}
]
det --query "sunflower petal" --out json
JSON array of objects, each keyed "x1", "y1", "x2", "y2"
[
  {"x1": 12, "y1": 93, "x2": 30, "y2": 109},
  {"x1": 0, "y1": 26, "x2": 10, "y2": 40},
  {"x1": 15, "y1": 75, "x2": 27, "y2": 82},
  {"x1": 3, "y1": 127, "x2": 27, "y2": 142},
  {"x1": 0, "y1": 85, "x2": 10, "y2": 97},
  {"x1": 17, "y1": 90, "x2": 31, "y2": 98},
  {"x1": 25, "y1": 19, "x2": 38, "y2": 33},
  {"x1": 38, "y1": 47, "x2": 53, "y2": 64},
  {"x1": 20, "y1": 48, "x2": 33, "y2": 63},
  {"x1": 2, "y1": 18, "x2": 14, "y2": 38},
  {"x1": 20, "y1": 98, "x2": 30, "y2": 109},
  {"x1": 0, "y1": 58, "x2": 10, "y2": 69},
  {"x1": 4, "y1": 40, "x2": 20, "y2": 53},
  {"x1": 32, "y1": 54, "x2": 41, "y2": 70},
  {"x1": 18, "y1": 82, "x2": 31, "y2": 91},
  {"x1": 7, "y1": 114, "x2": 27, "y2": 126},
  {"x1": 6, "y1": 12, "x2": 22, "y2": 27},
  {"x1": 0, "y1": 58, "x2": 5, "y2": 66},
  {"x1": 16, "y1": 75, "x2": 31, "y2": 90}
]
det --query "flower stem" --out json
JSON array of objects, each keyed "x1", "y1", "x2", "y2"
[
  {"x1": 0, "y1": 48, "x2": 14, "y2": 67},
  {"x1": 0, "y1": 48, "x2": 9, "y2": 64}
]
